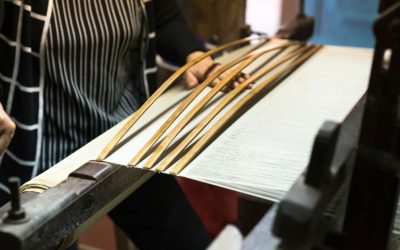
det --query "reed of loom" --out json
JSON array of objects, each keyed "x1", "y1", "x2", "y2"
[
  {"x1": 129, "y1": 41, "x2": 299, "y2": 167},
  {"x1": 155, "y1": 44, "x2": 314, "y2": 172},
  {"x1": 136, "y1": 42, "x2": 305, "y2": 169},
  {"x1": 97, "y1": 35, "x2": 269, "y2": 161},
  {"x1": 169, "y1": 44, "x2": 323, "y2": 175}
]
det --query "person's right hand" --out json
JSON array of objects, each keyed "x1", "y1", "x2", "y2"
[
  {"x1": 184, "y1": 51, "x2": 250, "y2": 91},
  {"x1": 0, "y1": 103, "x2": 15, "y2": 154}
]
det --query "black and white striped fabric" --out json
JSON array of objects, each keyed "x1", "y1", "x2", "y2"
[
  {"x1": 41, "y1": 0, "x2": 144, "y2": 174},
  {"x1": 0, "y1": 0, "x2": 202, "y2": 196},
  {"x1": 0, "y1": 0, "x2": 53, "y2": 194}
]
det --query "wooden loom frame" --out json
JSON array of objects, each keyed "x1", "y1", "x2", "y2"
[
  {"x1": 130, "y1": 42, "x2": 299, "y2": 167},
  {"x1": 155, "y1": 45, "x2": 319, "y2": 172},
  {"x1": 169, "y1": 45, "x2": 322, "y2": 174},
  {"x1": 97, "y1": 35, "x2": 269, "y2": 161},
  {"x1": 97, "y1": 36, "x2": 322, "y2": 176},
  {"x1": 139, "y1": 44, "x2": 307, "y2": 169}
]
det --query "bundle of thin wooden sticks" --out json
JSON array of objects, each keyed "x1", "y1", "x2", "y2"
[{"x1": 97, "y1": 36, "x2": 322, "y2": 174}]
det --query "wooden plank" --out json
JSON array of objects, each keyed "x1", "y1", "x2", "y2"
[
  {"x1": 96, "y1": 35, "x2": 269, "y2": 161},
  {"x1": 140, "y1": 43, "x2": 298, "y2": 169},
  {"x1": 129, "y1": 42, "x2": 294, "y2": 166},
  {"x1": 176, "y1": 0, "x2": 247, "y2": 44},
  {"x1": 156, "y1": 45, "x2": 311, "y2": 172},
  {"x1": 169, "y1": 45, "x2": 323, "y2": 175}
]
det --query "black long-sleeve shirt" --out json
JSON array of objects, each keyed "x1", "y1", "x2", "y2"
[
  {"x1": 154, "y1": 0, "x2": 204, "y2": 65},
  {"x1": 0, "y1": 0, "x2": 203, "y2": 194}
]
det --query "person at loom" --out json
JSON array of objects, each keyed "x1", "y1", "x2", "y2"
[{"x1": 0, "y1": 0, "x2": 246, "y2": 249}]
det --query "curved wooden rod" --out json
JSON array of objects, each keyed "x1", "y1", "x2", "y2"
[
  {"x1": 97, "y1": 35, "x2": 269, "y2": 161},
  {"x1": 141, "y1": 43, "x2": 298, "y2": 169},
  {"x1": 169, "y1": 45, "x2": 323, "y2": 175},
  {"x1": 129, "y1": 42, "x2": 294, "y2": 166},
  {"x1": 156, "y1": 45, "x2": 310, "y2": 172}
]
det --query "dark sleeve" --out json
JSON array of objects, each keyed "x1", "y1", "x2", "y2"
[
  {"x1": 154, "y1": 0, "x2": 205, "y2": 65},
  {"x1": 0, "y1": 1, "x2": 4, "y2": 28}
]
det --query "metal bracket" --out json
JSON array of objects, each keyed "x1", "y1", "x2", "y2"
[
  {"x1": 0, "y1": 161, "x2": 153, "y2": 250},
  {"x1": 272, "y1": 96, "x2": 365, "y2": 249}
]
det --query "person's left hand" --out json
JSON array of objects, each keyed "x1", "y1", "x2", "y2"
[
  {"x1": 184, "y1": 51, "x2": 249, "y2": 91},
  {"x1": 0, "y1": 103, "x2": 15, "y2": 154}
]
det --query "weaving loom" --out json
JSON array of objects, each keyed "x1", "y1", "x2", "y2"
[
  {"x1": 0, "y1": 37, "x2": 376, "y2": 249},
  {"x1": 22, "y1": 38, "x2": 371, "y2": 194}
]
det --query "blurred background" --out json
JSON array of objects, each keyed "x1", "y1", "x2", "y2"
[
  {"x1": 176, "y1": 0, "x2": 378, "y2": 48},
  {"x1": 79, "y1": 1, "x2": 379, "y2": 249}
]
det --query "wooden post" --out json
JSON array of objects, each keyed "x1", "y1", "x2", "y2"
[{"x1": 176, "y1": 0, "x2": 247, "y2": 44}]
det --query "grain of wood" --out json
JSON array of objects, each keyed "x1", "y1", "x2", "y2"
[
  {"x1": 141, "y1": 43, "x2": 297, "y2": 169},
  {"x1": 170, "y1": 45, "x2": 323, "y2": 175},
  {"x1": 96, "y1": 35, "x2": 269, "y2": 161},
  {"x1": 129, "y1": 42, "x2": 294, "y2": 166},
  {"x1": 156, "y1": 45, "x2": 310, "y2": 172}
]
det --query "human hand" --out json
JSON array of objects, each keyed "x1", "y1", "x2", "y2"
[
  {"x1": 0, "y1": 103, "x2": 15, "y2": 153},
  {"x1": 184, "y1": 51, "x2": 249, "y2": 91}
]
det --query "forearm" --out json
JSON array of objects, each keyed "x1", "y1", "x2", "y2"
[
  {"x1": 154, "y1": 0, "x2": 204, "y2": 65},
  {"x1": 0, "y1": 103, "x2": 15, "y2": 154}
]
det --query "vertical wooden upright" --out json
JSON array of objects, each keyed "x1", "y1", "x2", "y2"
[{"x1": 176, "y1": 0, "x2": 247, "y2": 44}]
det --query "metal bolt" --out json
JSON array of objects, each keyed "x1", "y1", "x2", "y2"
[{"x1": 5, "y1": 177, "x2": 27, "y2": 223}]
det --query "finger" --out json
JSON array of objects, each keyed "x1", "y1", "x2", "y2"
[
  {"x1": 0, "y1": 115, "x2": 15, "y2": 135},
  {"x1": 237, "y1": 73, "x2": 252, "y2": 88},
  {"x1": 210, "y1": 72, "x2": 226, "y2": 87},
  {"x1": 241, "y1": 72, "x2": 250, "y2": 79},
  {"x1": 185, "y1": 72, "x2": 199, "y2": 89},
  {"x1": 0, "y1": 134, "x2": 12, "y2": 153},
  {"x1": 217, "y1": 69, "x2": 231, "y2": 81},
  {"x1": 237, "y1": 76, "x2": 246, "y2": 83},
  {"x1": 204, "y1": 62, "x2": 222, "y2": 78},
  {"x1": 232, "y1": 81, "x2": 240, "y2": 89},
  {"x1": 0, "y1": 123, "x2": 15, "y2": 154},
  {"x1": 210, "y1": 79, "x2": 219, "y2": 87},
  {"x1": 221, "y1": 82, "x2": 232, "y2": 92},
  {"x1": 219, "y1": 73, "x2": 239, "y2": 90},
  {"x1": 195, "y1": 62, "x2": 222, "y2": 87}
]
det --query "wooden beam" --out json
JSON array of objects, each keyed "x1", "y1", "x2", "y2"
[
  {"x1": 129, "y1": 42, "x2": 294, "y2": 166},
  {"x1": 156, "y1": 45, "x2": 310, "y2": 172},
  {"x1": 141, "y1": 43, "x2": 297, "y2": 169},
  {"x1": 170, "y1": 45, "x2": 323, "y2": 175},
  {"x1": 96, "y1": 35, "x2": 269, "y2": 161}
]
